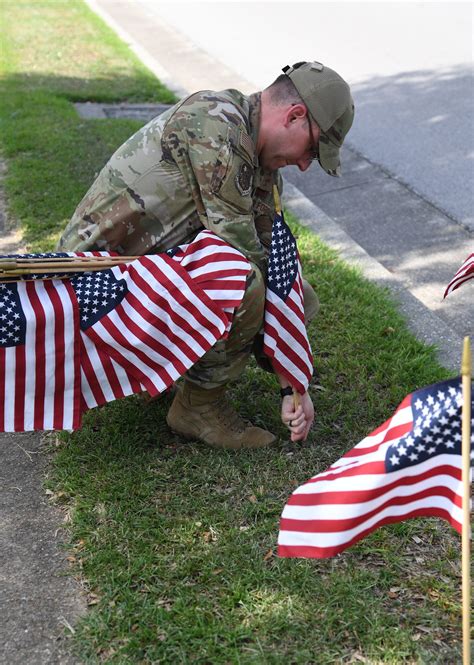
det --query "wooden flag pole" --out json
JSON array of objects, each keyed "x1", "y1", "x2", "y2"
[
  {"x1": 461, "y1": 336, "x2": 472, "y2": 665},
  {"x1": 0, "y1": 255, "x2": 139, "y2": 274},
  {"x1": 272, "y1": 185, "x2": 301, "y2": 413},
  {"x1": 0, "y1": 255, "x2": 139, "y2": 266},
  {"x1": 273, "y1": 184, "x2": 281, "y2": 214},
  {"x1": 0, "y1": 255, "x2": 142, "y2": 281}
]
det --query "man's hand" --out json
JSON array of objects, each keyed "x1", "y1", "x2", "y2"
[{"x1": 281, "y1": 391, "x2": 314, "y2": 442}]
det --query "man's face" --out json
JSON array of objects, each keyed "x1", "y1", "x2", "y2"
[{"x1": 260, "y1": 105, "x2": 321, "y2": 173}]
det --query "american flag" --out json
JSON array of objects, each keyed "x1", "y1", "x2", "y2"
[
  {"x1": 79, "y1": 232, "x2": 251, "y2": 411},
  {"x1": 165, "y1": 231, "x2": 252, "y2": 333},
  {"x1": 444, "y1": 253, "x2": 474, "y2": 298},
  {"x1": 0, "y1": 279, "x2": 81, "y2": 431},
  {"x1": 263, "y1": 210, "x2": 313, "y2": 394},
  {"x1": 278, "y1": 377, "x2": 474, "y2": 558},
  {"x1": 0, "y1": 232, "x2": 251, "y2": 431}
]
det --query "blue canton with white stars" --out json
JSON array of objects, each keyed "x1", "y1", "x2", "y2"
[
  {"x1": 267, "y1": 214, "x2": 298, "y2": 300},
  {"x1": 385, "y1": 377, "x2": 474, "y2": 472},
  {"x1": 70, "y1": 270, "x2": 128, "y2": 331},
  {"x1": 0, "y1": 283, "x2": 26, "y2": 347}
]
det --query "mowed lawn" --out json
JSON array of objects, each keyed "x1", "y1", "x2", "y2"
[{"x1": 0, "y1": 2, "x2": 465, "y2": 663}]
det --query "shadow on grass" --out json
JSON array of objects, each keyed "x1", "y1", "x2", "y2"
[
  {"x1": 0, "y1": 73, "x2": 176, "y2": 250},
  {"x1": 50, "y1": 233, "x2": 458, "y2": 660},
  {"x1": 56, "y1": 377, "x2": 461, "y2": 663},
  {"x1": 2, "y1": 72, "x2": 177, "y2": 104}
]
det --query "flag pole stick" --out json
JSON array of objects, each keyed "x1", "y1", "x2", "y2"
[
  {"x1": 461, "y1": 336, "x2": 471, "y2": 665},
  {"x1": 272, "y1": 184, "x2": 281, "y2": 215},
  {"x1": 0, "y1": 255, "x2": 139, "y2": 276},
  {"x1": 272, "y1": 185, "x2": 301, "y2": 413}
]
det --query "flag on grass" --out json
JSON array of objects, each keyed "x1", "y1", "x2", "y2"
[
  {"x1": 278, "y1": 377, "x2": 474, "y2": 559},
  {"x1": 0, "y1": 231, "x2": 251, "y2": 431},
  {"x1": 0, "y1": 279, "x2": 81, "y2": 431},
  {"x1": 263, "y1": 208, "x2": 313, "y2": 394},
  {"x1": 443, "y1": 252, "x2": 474, "y2": 298}
]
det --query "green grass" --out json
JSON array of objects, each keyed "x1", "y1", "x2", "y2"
[
  {"x1": 0, "y1": 0, "x2": 176, "y2": 250},
  {"x1": 47, "y1": 236, "x2": 462, "y2": 663},
  {"x1": 1, "y1": 2, "x2": 467, "y2": 663}
]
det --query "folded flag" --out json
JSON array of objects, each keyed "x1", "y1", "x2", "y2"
[
  {"x1": 0, "y1": 231, "x2": 251, "y2": 432},
  {"x1": 443, "y1": 252, "x2": 474, "y2": 298},
  {"x1": 263, "y1": 207, "x2": 313, "y2": 394},
  {"x1": 278, "y1": 377, "x2": 473, "y2": 558},
  {"x1": 80, "y1": 232, "x2": 251, "y2": 412}
]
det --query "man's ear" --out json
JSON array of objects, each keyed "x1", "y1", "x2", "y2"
[{"x1": 285, "y1": 103, "x2": 308, "y2": 126}]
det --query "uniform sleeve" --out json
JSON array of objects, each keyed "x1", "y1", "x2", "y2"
[{"x1": 161, "y1": 95, "x2": 267, "y2": 268}]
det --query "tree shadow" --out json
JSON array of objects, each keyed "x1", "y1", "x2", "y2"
[{"x1": 1, "y1": 71, "x2": 176, "y2": 105}]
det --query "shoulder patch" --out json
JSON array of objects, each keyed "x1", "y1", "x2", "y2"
[
  {"x1": 239, "y1": 131, "x2": 255, "y2": 161},
  {"x1": 235, "y1": 162, "x2": 253, "y2": 197}
]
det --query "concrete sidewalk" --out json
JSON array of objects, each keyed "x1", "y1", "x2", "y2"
[
  {"x1": 88, "y1": 0, "x2": 473, "y2": 372},
  {"x1": 0, "y1": 433, "x2": 85, "y2": 665},
  {"x1": 0, "y1": 162, "x2": 85, "y2": 665}
]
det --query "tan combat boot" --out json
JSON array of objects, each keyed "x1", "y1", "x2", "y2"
[{"x1": 166, "y1": 383, "x2": 276, "y2": 450}]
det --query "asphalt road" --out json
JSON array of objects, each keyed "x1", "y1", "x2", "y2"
[
  {"x1": 138, "y1": 0, "x2": 474, "y2": 230},
  {"x1": 88, "y1": 0, "x2": 473, "y2": 369}
]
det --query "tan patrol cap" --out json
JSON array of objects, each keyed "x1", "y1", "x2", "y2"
[{"x1": 282, "y1": 61, "x2": 354, "y2": 176}]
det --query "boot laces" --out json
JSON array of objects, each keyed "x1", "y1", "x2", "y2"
[{"x1": 212, "y1": 396, "x2": 247, "y2": 433}]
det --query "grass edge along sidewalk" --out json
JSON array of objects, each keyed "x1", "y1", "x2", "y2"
[
  {"x1": 1, "y1": 1, "x2": 465, "y2": 663},
  {"x1": 0, "y1": 0, "x2": 176, "y2": 251}
]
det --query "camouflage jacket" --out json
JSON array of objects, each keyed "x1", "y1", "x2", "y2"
[{"x1": 58, "y1": 90, "x2": 282, "y2": 269}]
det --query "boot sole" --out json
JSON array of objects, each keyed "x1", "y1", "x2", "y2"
[{"x1": 168, "y1": 427, "x2": 275, "y2": 450}]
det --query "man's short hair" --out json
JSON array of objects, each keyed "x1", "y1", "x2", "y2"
[{"x1": 266, "y1": 63, "x2": 308, "y2": 106}]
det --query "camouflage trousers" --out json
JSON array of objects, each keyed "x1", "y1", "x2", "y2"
[{"x1": 186, "y1": 265, "x2": 319, "y2": 391}]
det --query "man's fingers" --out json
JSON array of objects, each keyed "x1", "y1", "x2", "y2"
[
  {"x1": 287, "y1": 414, "x2": 305, "y2": 428},
  {"x1": 291, "y1": 428, "x2": 306, "y2": 442},
  {"x1": 290, "y1": 416, "x2": 314, "y2": 441},
  {"x1": 289, "y1": 419, "x2": 306, "y2": 435}
]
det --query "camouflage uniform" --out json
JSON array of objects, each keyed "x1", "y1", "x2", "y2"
[{"x1": 59, "y1": 90, "x2": 316, "y2": 390}]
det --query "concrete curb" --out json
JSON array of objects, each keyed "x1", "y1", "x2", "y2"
[
  {"x1": 85, "y1": 0, "x2": 187, "y2": 98},
  {"x1": 283, "y1": 181, "x2": 463, "y2": 372},
  {"x1": 84, "y1": 0, "x2": 253, "y2": 95}
]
